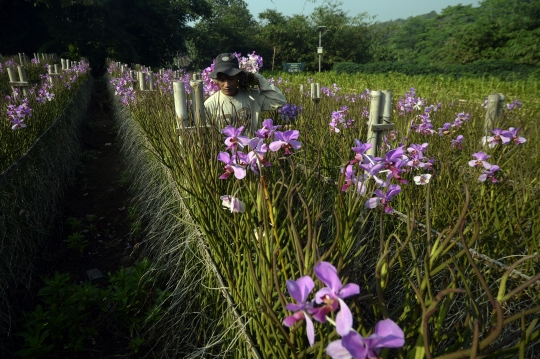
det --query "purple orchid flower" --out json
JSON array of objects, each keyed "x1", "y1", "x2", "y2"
[
  {"x1": 254, "y1": 119, "x2": 281, "y2": 139},
  {"x1": 468, "y1": 152, "x2": 491, "y2": 169},
  {"x1": 269, "y1": 130, "x2": 302, "y2": 154},
  {"x1": 407, "y1": 143, "x2": 428, "y2": 156},
  {"x1": 217, "y1": 152, "x2": 246, "y2": 179},
  {"x1": 222, "y1": 125, "x2": 251, "y2": 151},
  {"x1": 489, "y1": 128, "x2": 511, "y2": 146},
  {"x1": 326, "y1": 319, "x2": 405, "y2": 359},
  {"x1": 365, "y1": 184, "x2": 401, "y2": 213},
  {"x1": 438, "y1": 122, "x2": 452, "y2": 136},
  {"x1": 342, "y1": 165, "x2": 369, "y2": 193},
  {"x1": 249, "y1": 137, "x2": 269, "y2": 153},
  {"x1": 313, "y1": 262, "x2": 360, "y2": 336},
  {"x1": 350, "y1": 139, "x2": 372, "y2": 165},
  {"x1": 506, "y1": 99, "x2": 522, "y2": 110},
  {"x1": 359, "y1": 161, "x2": 387, "y2": 187},
  {"x1": 342, "y1": 165, "x2": 356, "y2": 192},
  {"x1": 479, "y1": 165, "x2": 500, "y2": 183},
  {"x1": 220, "y1": 195, "x2": 245, "y2": 213},
  {"x1": 382, "y1": 146, "x2": 405, "y2": 166},
  {"x1": 283, "y1": 276, "x2": 316, "y2": 346},
  {"x1": 406, "y1": 152, "x2": 427, "y2": 169},
  {"x1": 237, "y1": 151, "x2": 262, "y2": 175},
  {"x1": 451, "y1": 135, "x2": 464, "y2": 149},
  {"x1": 503, "y1": 127, "x2": 526, "y2": 145},
  {"x1": 385, "y1": 159, "x2": 408, "y2": 185}
]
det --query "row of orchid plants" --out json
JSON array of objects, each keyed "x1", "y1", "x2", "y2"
[
  {"x1": 106, "y1": 54, "x2": 539, "y2": 359},
  {"x1": 1, "y1": 55, "x2": 90, "y2": 172}
]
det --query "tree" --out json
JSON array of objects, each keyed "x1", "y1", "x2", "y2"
[
  {"x1": 187, "y1": 0, "x2": 258, "y2": 70},
  {"x1": 0, "y1": 0, "x2": 212, "y2": 73},
  {"x1": 255, "y1": 9, "x2": 289, "y2": 71}
]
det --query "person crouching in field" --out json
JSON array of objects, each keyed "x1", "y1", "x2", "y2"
[{"x1": 204, "y1": 53, "x2": 287, "y2": 132}]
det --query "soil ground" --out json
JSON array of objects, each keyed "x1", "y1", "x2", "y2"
[{"x1": 50, "y1": 77, "x2": 134, "y2": 280}]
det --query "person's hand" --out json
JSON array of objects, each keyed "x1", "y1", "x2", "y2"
[{"x1": 241, "y1": 72, "x2": 259, "y2": 89}]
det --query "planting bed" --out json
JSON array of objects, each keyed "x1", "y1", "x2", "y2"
[{"x1": 105, "y1": 60, "x2": 540, "y2": 359}]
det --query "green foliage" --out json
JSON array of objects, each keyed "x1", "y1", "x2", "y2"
[
  {"x1": 253, "y1": 1, "x2": 373, "y2": 71},
  {"x1": 108, "y1": 67, "x2": 540, "y2": 357},
  {"x1": 17, "y1": 260, "x2": 170, "y2": 358},
  {"x1": 118, "y1": 170, "x2": 130, "y2": 188},
  {"x1": 65, "y1": 217, "x2": 82, "y2": 231},
  {"x1": 376, "y1": 0, "x2": 540, "y2": 66},
  {"x1": 4, "y1": 0, "x2": 539, "y2": 73},
  {"x1": 187, "y1": 0, "x2": 258, "y2": 69},
  {"x1": 332, "y1": 59, "x2": 540, "y2": 80},
  {"x1": 0, "y1": 0, "x2": 212, "y2": 71},
  {"x1": 127, "y1": 205, "x2": 143, "y2": 238},
  {"x1": 64, "y1": 232, "x2": 87, "y2": 254}
]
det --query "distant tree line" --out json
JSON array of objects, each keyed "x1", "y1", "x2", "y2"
[{"x1": 1, "y1": 0, "x2": 538, "y2": 74}]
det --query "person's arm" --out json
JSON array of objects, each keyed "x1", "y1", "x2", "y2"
[{"x1": 247, "y1": 73, "x2": 287, "y2": 111}]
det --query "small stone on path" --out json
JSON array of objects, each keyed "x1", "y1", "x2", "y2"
[{"x1": 87, "y1": 268, "x2": 104, "y2": 280}]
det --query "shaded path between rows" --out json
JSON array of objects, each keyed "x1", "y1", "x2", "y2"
[{"x1": 43, "y1": 76, "x2": 139, "y2": 357}]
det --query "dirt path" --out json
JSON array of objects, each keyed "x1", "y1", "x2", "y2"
[
  {"x1": 32, "y1": 77, "x2": 139, "y2": 357},
  {"x1": 48, "y1": 77, "x2": 135, "y2": 279}
]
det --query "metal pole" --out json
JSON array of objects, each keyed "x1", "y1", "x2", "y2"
[
  {"x1": 318, "y1": 31, "x2": 322, "y2": 73},
  {"x1": 367, "y1": 91, "x2": 382, "y2": 157}
]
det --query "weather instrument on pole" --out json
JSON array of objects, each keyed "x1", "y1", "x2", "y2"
[{"x1": 316, "y1": 26, "x2": 327, "y2": 73}]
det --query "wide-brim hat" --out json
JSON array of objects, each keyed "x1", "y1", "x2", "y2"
[{"x1": 209, "y1": 53, "x2": 244, "y2": 79}]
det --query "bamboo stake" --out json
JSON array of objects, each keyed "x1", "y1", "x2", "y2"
[
  {"x1": 367, "y1": 90, "x2": 382, "y2": 157},
  {"x1": 378, "y1": 90, "x2": 393, "y2": 150},
  {"x1": 310, "y1": 83, "x2": 320, "y2": 103},
  {"x1": 148, "y1": 73, "x2": 155, "y2": 91},
  {"x1": 190, "y1": 79, "x2": 206, "y2": 127},
  {"x1": 138, "y1": 71, "x2": 146, "y2": 91},
  {"x1": 173, "y1": 81, "x2": 189, "y2": 128},
  {"x1": 7, "y1": 68, "x2": 17, "y2": 83},
  {"x1": 484, "y1": 93, "x2": 504, "y2": 137},
  {"x1": 17, "y1": 66, "x2": 28, "y2": 96}
]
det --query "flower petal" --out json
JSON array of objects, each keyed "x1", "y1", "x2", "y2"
[
  {"x1": 286, "y1": 303, "x2": 305, "y2": 311},
  {"x1": 283, "y1": 311, "x2": 304, "y2": 327},
  {"x1": 371, "y1": 319, "x2": 405, "y2": 349},
  {"x1": 309, "y1": 305, "x2": 332, "y2": 323},
  {"x1": 326, "y1": 340, "x2": 353, "y2": 359},
  {"x1": 286, "y1": 276, "x2": 314, "y2": 303},
  {"x1": 305, "y1": 311, "x2": 315, "y2": 347},
  {"x1": 288, "y1": 139, "x2": 302, "y2": 150},
  {"x1": 365, "y1": 197, "x2": 380, "y2": 209},
  {"x1": 314, "y1": 262, "x2": 342, "y2": 292},
  {"x1": 342, "y1": 331, "x2": 369, "y2": 359},
  {"x1": 217, "y1": 152, "x2": 231, "y2": 164},
  {"x1": 296, "y1": 276, "x2": 315, "y2": 302},
  {"x1": 339, "y1": 283, "x2": 360, "y2": 299},
  {"x1": 232, "y1": 165, "x2": 247, "y2": 179},
  {"x1": 336, "y1": 298, "x2": 354, "y2": 336},
  {"x1": 269, "y1": 141, "x2": 285, "y2": 152}
]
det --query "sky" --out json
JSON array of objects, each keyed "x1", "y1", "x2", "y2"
[{"x1": 244, "y1": 0, "x2": 479, "y2": 22}]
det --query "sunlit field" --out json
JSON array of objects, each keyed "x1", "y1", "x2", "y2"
[{"x1": 106, "y1": 61, "x2": 540, "y2": 358}]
